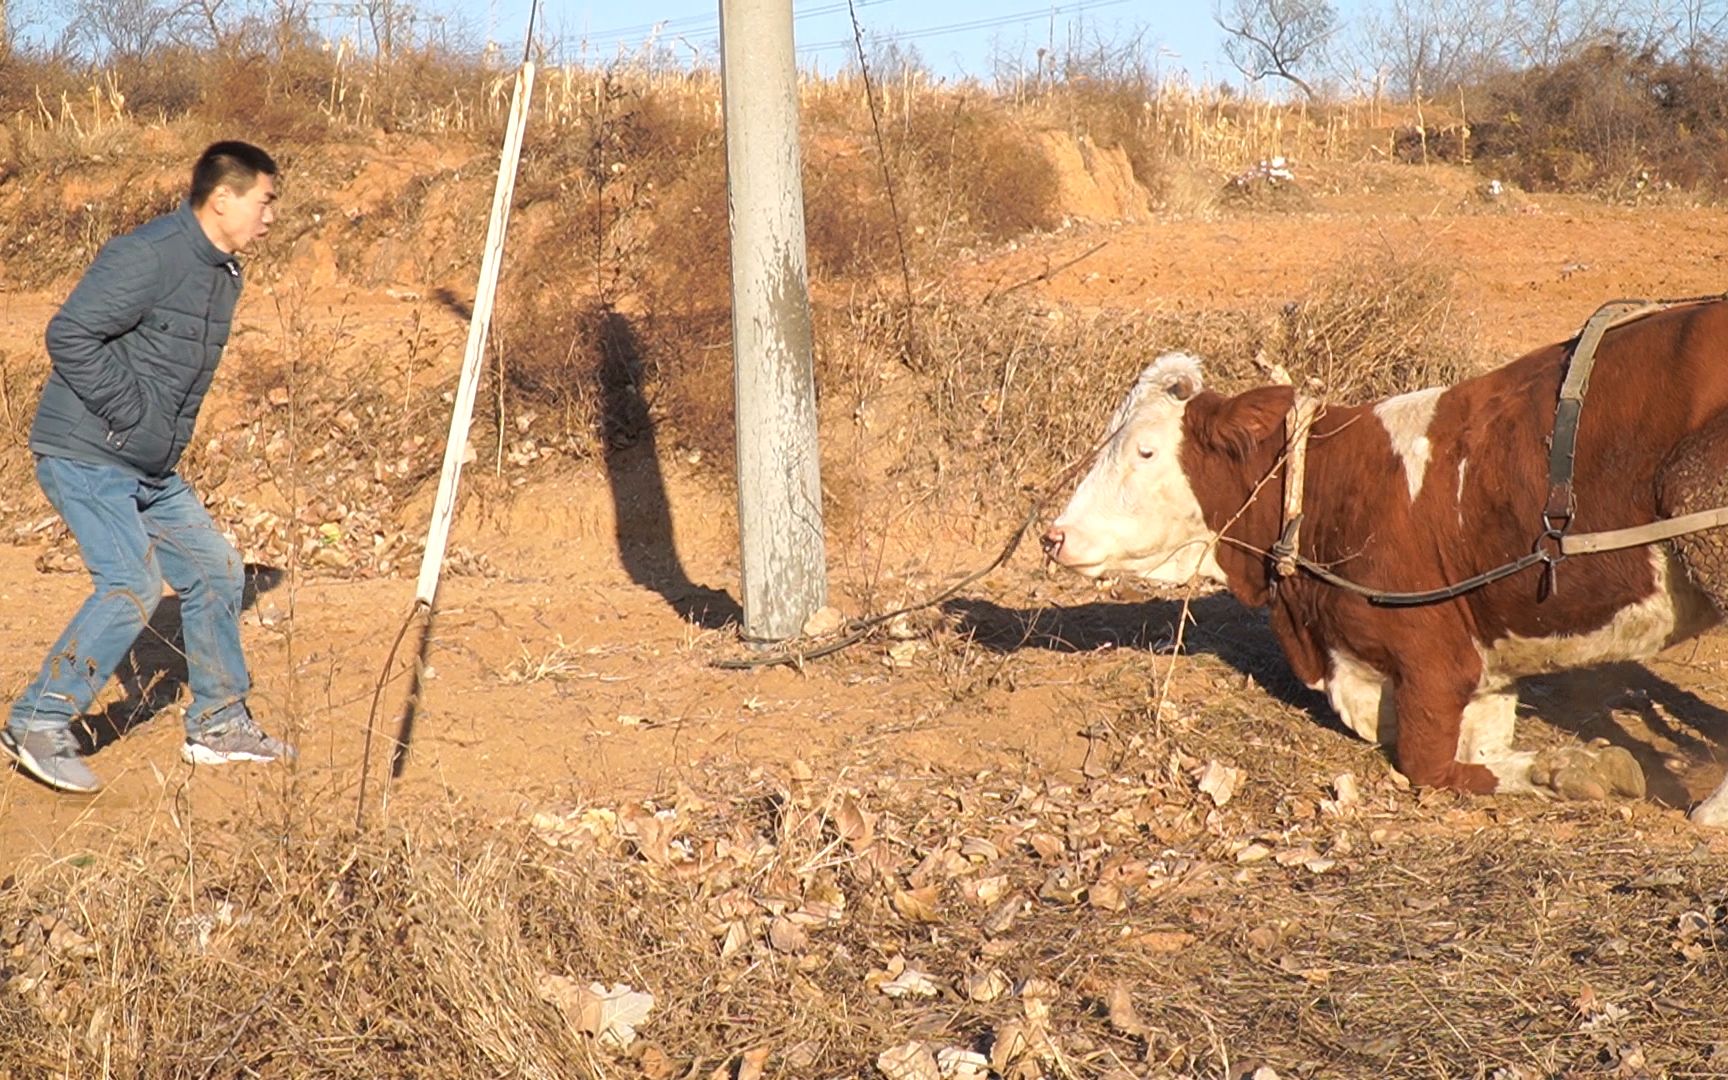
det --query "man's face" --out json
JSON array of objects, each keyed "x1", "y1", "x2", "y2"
[{"x1": 214, "y1": 173, "x2": 277, "y2": 254}]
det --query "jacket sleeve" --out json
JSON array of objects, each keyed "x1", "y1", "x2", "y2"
[{"x1": 43, "y1": 235, "x2": 156, "y2": 431}]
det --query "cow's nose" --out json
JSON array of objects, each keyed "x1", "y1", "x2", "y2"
[{"x1": 1040, "y1": 527, "x2": 1064, "y2": 558}]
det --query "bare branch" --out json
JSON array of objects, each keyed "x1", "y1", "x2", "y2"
[{"x1": 1215, "y1": 0, "x2": 1337, "y2": 100}]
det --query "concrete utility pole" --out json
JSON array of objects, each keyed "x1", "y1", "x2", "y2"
[{"x1": 720, "y1": 0, "x2": 828, "y2": 641}]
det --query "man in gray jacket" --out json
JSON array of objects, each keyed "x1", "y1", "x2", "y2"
[{"x1": 2, "y1": 141, "x2": 296, "y2": 793}]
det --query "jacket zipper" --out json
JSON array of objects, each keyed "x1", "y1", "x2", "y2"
[{"x1": 162, "y1": 264, "x2": 228, "y2": 473}]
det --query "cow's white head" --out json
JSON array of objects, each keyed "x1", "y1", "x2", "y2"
[{"x1": 1041, "y1": 352, "x2": 1226, "y2": 586}]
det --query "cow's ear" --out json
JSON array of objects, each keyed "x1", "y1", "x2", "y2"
[
  {"x1": 1190, "y1": 387, "x2": 1290, "y2": 461},
  {"x1": 1139, "y1": 352, "x2": 1204, "y2": 403},
  {"x1": 1166, "y1": 370, "x2": 1200, "y2": 402}
]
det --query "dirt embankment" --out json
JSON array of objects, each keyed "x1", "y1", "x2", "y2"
[{"x1": 0, "y1": 121, "x2": 1726, "y2": 1079}]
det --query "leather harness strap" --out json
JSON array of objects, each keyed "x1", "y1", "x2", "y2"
[
  {"x1": 1544, "y1": 301, "x2": 1661, "y2": 526},
  {"x1": 1268, "y1": 293, "x2": 1728, "y2": 607}
]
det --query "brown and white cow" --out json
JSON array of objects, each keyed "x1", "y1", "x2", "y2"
[{"x1": 1042, "y1": 300, "x2": 1728, "y2": 826}]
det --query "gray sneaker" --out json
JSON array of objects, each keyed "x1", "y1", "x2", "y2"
[
  {"x1": 182, "y1": 710, "x2": 297, "y2": 766},
  {"x1": 1, "y1": 726, "x2": 103, "y2": 793}
]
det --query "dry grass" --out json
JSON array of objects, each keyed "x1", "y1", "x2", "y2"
[
  {"x1": 1, "y1": 670, "x2": 1722, "y2": 1079},
  {"x1": 907, "y1": 246, "x2": 1477, "y2": 510},
  {"x1": 1267, "y1": 247, "x2": 1481, "y2": 403}
]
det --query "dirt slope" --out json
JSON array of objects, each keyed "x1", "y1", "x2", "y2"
[{"x1": 1, "y1": 152, "x2": 1726, "y2": 870}]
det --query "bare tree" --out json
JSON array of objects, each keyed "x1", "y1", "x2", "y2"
[
  {"x1": 1215, "y1": 0, "x2": 1337, "y2": 100},
  {"x1": 68, "y1": 0, "x2": 195, "y2": 58},
  {"x1": 1362, "y1": 0, "x2": 1521, "y2": 97},
  {"x1": 1649, "y1": 0, "x2": 1728, "y2": 61},
  {"x1": 1506, "y1": 0, "x2": 1629, "y2": 67},
  {"x1": 186, "y1": 0, "x2": 229, "y2": 47}
]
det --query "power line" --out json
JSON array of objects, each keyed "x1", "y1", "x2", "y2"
[
  {"x1": 566, "y1": 0, "x2": 897, "y2": 50},
  {"x1": 518, "y1": 0, "x2": 1135, "y2": 65},
  {"x1": 796, "y1": 0, "x2": 1133, "y2": 55}
]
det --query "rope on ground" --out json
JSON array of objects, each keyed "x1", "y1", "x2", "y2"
[
  {"x1": 710, "y1": 499, "x2": 1044, "y2": 671},
  {"x1": 710, "y1": 437, "x2": 1108, "y2": 671}
]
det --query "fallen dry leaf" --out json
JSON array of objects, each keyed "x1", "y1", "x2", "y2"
[
  {"x1": 962, "y1": 967, "x2": 1011, "y2": 1003},
  {"x1": 958, "y1": 874, "x2": 1009, "y2": 906},
  {"x1": 637, "y1": 1044, "x2": 678, "y2": 1080},
  {"x1": 834, "y1": 793, "x2": 876, "y2": 851},
  {"x1": 538, "y1": 976, "x2": 655, "y2": 1051},
  {"x1": 935, "y1": 1046, "x2": 990, "y2": 1079},
  {"x1": 1126, "y1": 929, "x2": 1194, "y2": 954},
  {"x1": 1196, "y1": 760, "x2": 1242, "y2": 807},
  {"x1": 768, "y1": 917, "x2": 809, "y2": 954},
  {"x1": 1329, "y1": 772, "x2": 1361, "y2": 810},
  {"x1": 1105, "y1": 983, "x2": 1148, "y2": 1037},
  {"x1": 1028, "y1": 832, "x2": 1065, "y2": 859},
  {"x1": 981, "y1": 893, "x2": 1024, "y2": 936},
  {"x1": 1087, "y1": 880, "x2": 1128, "y2": 912},
  {"x1": 1235, "y1": 842, "x2": 1274, "y2": 864},
  {"x1": 989, "y1": 1021, "x2": 1033, "y2": 1076},
  {"x1": 801, "y1": 605, "x2": 844, "y2": 636},
  {"x1": 892, "y1": 885, "x2": 942, "y2": 923},
  {"x1": 870, "y1": 956, "x2": 941, "y2": 999},
  {"x1": 737, "y1": 1046, "x2": 771, "y2": 1080},
  {"x1": 877, "y1": 1040, "x2": 940, "y2": 1080},
  {"x1": 960, "y1": 836, "x2": 1001, "y2": 862}
]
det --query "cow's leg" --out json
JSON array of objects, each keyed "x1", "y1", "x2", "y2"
[
  {"x1": 1322, "y1": 650, "x2": 1396, "y2": 746},
  {"x1": 1457, "y1": 689, "x2": 1515, "y2": 763},
  {"x1": 1395, "y1": 679, "x2": 1645, "y2": 799},
  {"x1": 1392, "y1": 677, "x2": 1499, "y2": 793},
  {"x1": 1691, "y1": 771, "x2": 1728, "y2": 827},
  {"x1": 1457, "y1": 686, "x2": 1646, "y2": 799}
]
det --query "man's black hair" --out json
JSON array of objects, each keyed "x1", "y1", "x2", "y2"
[{"x1": 190, "y1": 141, "x2": 278, "y2": 209}]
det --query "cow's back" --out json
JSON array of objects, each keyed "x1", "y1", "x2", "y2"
[{"x1": 1288, "y1": 299, "x2": 1728, "y2": 682}]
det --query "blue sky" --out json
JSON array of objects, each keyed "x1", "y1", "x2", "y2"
[
  {"x1": 462, "y1": 0, "x2": 1255, "y2": 83},
  {"x1": 15, "y1": 0, "x2": 1369, "y2": 89}
]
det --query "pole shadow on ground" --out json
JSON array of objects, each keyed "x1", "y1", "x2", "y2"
[{"x1": 592, "y1": 306, "x2": 740, "y2": 629}]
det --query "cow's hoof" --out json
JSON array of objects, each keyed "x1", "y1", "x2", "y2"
[{"x1": 1529, "y1": 744, "x2": 1646, "y2": 801}]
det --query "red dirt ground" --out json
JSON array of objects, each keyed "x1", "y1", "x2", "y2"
[{"x1": 3, "y1": 161, "x2": 1728, "y2": 869}]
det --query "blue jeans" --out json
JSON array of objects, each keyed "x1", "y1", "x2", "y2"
[{"x1": 7, "y1": 456, "x2": 250, "y2": 739}]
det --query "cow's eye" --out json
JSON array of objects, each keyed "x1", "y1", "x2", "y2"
[{"x1": 1137, "y1": 445, "x2": 1157, "y2": 461}]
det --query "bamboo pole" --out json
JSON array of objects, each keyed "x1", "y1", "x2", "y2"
[{"x1": 360, "y1": 8, "x2": 538, "y2": 814}]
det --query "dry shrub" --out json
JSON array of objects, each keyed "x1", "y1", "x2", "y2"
[
  {"x1": 494, "y1": 297, "x2": 629, "y2": 454},
  {"x1": 904, "y1": 95, "x2": 1059, "y2": 241},
  {"x1": 195, "y1": 43, "x2": 342, "y2": 144},
  {"x1": 1269, "y1": 248, "x2": 1480, "y2": 402},
  {"x1": 0, "y1": 815, "x2": 596, "y2": 1077},
  {"x1": 1042, "y1": 50, "x2": 1162, "y2": 192},
  {"x1": 1470, "y1": 43, "x2": 1728, "y2": 196},
  {"x1": 803, "y1": 143, "x2": 902, "y2": 279},
  {"x1": 502, "y1": 81, "x2": 733, "y2": 468},
  {"x1": 916, "y1": 297, "x2": 1264, "y2": 495},
  {"x1": 3, "y1": 729, "x2": 1723, "y2": 1079},
  {"x1": 0, "y1": 163, "x2": 182, "y2": 288},
  {"x1": 0, "y1": 55, "x2": 87, "y2": 116},
  {"x1": 109, "y1": 49, "x2": 205, "y2": 120},
  {"x1": 910, "y1": 248, "x2": 1477, "y2": 504}
]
